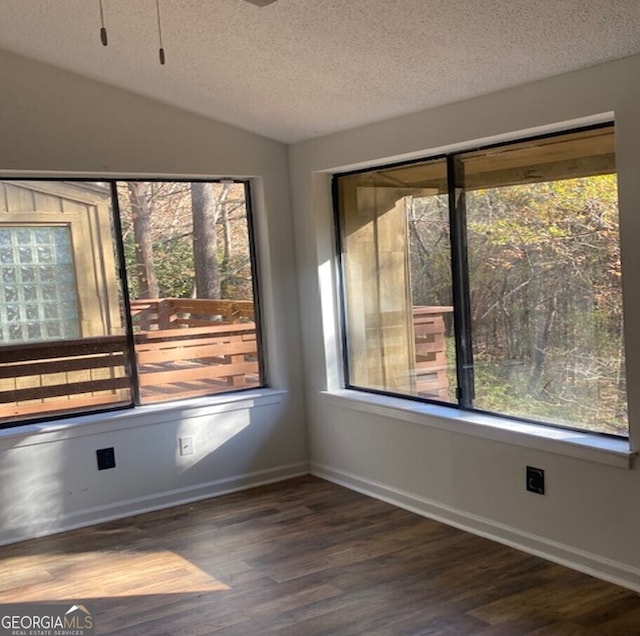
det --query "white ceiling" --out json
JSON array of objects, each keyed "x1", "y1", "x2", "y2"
[{"x1": 1, "y1": 0, "x2": 640, "y2": 143}]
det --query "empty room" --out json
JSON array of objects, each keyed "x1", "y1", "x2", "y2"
[{"x1": 1, "y1": 1, "x2": 640, "y2": 634}]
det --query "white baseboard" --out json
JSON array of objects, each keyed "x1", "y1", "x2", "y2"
[
  {"x1": 311, "y1": 462, "x2": 640, "y2": 594},
  {"x1": 0, "y1": 461, "x2": 309, "y2": 546}
]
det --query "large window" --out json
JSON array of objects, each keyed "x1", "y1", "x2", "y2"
[
  {"x1": 0, "y1": 179, "x2": 263, "y2": 426},
  {"x1": 335, "y1": 124, "x2": 628, "y2": 437}
]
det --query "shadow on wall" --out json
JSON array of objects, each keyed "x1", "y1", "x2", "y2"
[{"x1": 0, "y1": 393, "x2": 303, "y2": 545}]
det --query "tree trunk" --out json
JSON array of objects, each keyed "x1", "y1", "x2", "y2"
[
  {"x1": 528, "y1": 294, "x2": 556, "y2": 395},
  {"x1": 220, "y1": 189, "x2": 232, "y2": 265},
  {"x1": 127, "y1": 182, "x2": 159, "y2": 299},
  {"x1": 191, "y1": 182, "x2": 220, "y2": 299}
]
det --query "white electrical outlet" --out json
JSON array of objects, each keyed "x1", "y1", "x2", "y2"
[{"x1": 179, "y1": 436, "x2": 194, "y2": 456}]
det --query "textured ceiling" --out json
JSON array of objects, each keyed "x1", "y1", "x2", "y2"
[{"x1": 1, "y1": 0, "x2": 640, "y2": 143}]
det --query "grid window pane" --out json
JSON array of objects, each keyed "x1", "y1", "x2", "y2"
[{"x1": 0, "y1": 226, "x2": 79, "y2": 343}]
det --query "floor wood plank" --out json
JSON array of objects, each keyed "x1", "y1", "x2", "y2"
[{"x1": 0, "y1": 476, "x2": 638, "y2": 635}]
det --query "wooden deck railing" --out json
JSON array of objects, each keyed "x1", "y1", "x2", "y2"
[
  {"x1": 0, "y1": 335, "x2": 131, "y2": 420},
  {"x1": 129, "y1": 298, "x2": 260, "y2": 402},
  {"x1": 134, "y1": 321, "x2": 260, "y2": 403},
  {"x1": 412, "y1": 306, "x2": 453, "y2": 400},
  {"x1": 0, "y1": 299, "x2": 260, "y2": 420},
  {"x1": 0, "y1": 300, "x2": 450, "y2": 421},
  {"x1": 130, "y1": 298, "x2": 255, "y2": 331}
]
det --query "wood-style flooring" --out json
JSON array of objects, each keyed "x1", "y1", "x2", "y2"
[{"x1": 1, "y1": 476, "x2": 639, "y2": 635}]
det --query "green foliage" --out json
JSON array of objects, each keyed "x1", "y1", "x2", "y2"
[
  {"x1": 408, "y1": 174, "x2": 627, "y2": 436},
  {"x1": 154, "y1": 238, "x2": 194, "y2": 298},
  {"x1": 220, "y1": 254, "x2": 253, "y2": 299},
  {"x1": 117, "y1": 181, "x2": 254, "y2": 302}
]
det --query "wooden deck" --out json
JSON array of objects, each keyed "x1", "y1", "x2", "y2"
[
  {"x1": 130, "y1": 298, "x2": 256, "y2": 331},
  {"x1": 130, "y1": 298, "x2": 261, "y2": 402},
  {"x1": 135, "y1": 322, "x2": 260, "y2": 403},
  {"x1": 0, "y1": 335, "x2": 132, "y2": 420},
  {"x1": 1, "y1": 476, "x2": 638, "y2": 635},
  {"x1": 0, "y1": 300, "x2": 451, "y2": 422},
  {"x1": 412, "y1": 306, "x2": 453, "y2": 400},
  {"x1": 0, "y1": 299, "x2": 261, "y2": 421}
]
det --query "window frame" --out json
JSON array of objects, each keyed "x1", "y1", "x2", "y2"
[
  {"x1": 0, "y1": 176, "x2": 267, "y2": 430},
  {"x1": 333, "y1": 122, "x2": 628, "y2": 440}
]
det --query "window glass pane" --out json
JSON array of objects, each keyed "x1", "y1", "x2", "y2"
[
  {"x1": 0, "y1": 181, "x2": 132, "y2": 424},
  {"x1": 0, "y1": 226, "x2": 79, "y2": 343},
  {"x1": 337, "y1": 160, "x2": 457, "y2": 403},
  {"x1": 116, "y1": 181, "x2": 263, "y2": 403},
  {"x1": 462, "y1": 127, "x2": 628, "y2": 435}
]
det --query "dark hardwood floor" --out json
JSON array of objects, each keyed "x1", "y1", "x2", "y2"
[{"x1": 1, "y1": 476, "x2": 639, "y2": 635}]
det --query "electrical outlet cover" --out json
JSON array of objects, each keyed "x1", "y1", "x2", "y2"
[
  {"x1": 179, "y1": 437, "x2": 194, "y2": 456},
  {"x1": 96, "y1": 447, "x2": 116, "y2": 470},
  {"x1": 526, "y1": 466, "x2": 545, "y2": 495}
]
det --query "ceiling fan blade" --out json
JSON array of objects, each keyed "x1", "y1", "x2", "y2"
[{"x1": 244, "y1": 0, "x2": 278, "y2": 6}]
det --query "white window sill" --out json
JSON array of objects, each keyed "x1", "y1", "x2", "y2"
[
  {"x1": 0, "y1": 388, "x2": 287, "y2": 449},
  {"x1": 322, "y1": 389, "x2": 635, "y2": 469}
]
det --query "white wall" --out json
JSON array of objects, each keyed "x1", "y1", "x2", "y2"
[
  {"x1": 0, "y1": 50, "x2": 308, "y2": 544},
  {"x1": 4, "y1": 44, "x2": 640, "y2": 592},
  {"x1": 290, "y1": 54, "x2": 640, "y2": 591}
]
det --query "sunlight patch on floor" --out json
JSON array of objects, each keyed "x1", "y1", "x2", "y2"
[{"x1": 0, "y1": 550, "x2": 230, "y2": 601}]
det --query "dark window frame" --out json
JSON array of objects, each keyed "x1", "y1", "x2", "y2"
[
  {"x1": 0, "y1": 177, "x2": 266, "y2": 430},
  {"x1": 333, "y1": 122, "x2": 627, "y2": 439}
]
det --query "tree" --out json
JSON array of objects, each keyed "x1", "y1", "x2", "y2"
[
  {"x1": 191, "y1": 182, "x2": 222, "y2": 299},
  {"x1": 407, "y1": 174, "x2": 626, "y2": 434},
  {"x1": 117, "y1": 180, "x2": 254, "y2": 302},
  {"x1": 127, "y1": 182, "x2": 159, "y2": 299}
]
